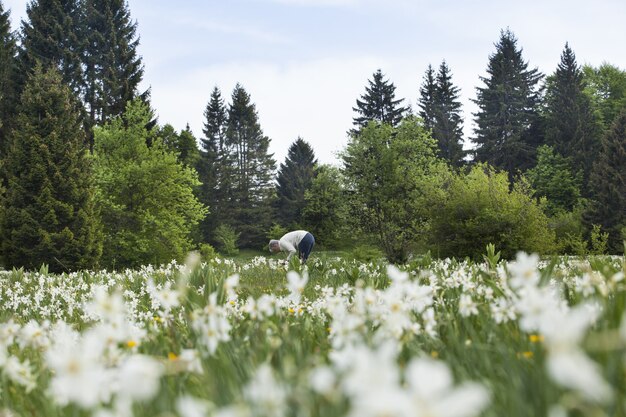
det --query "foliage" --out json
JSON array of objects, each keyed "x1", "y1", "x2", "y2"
[
  {"x1": 276, "y1": 137, "x2": 317, "y2": 229},
  {"x1": 526, "y1": 145, "x2": 583, "y2": 215},
  {"x1": 266, "y1": 223, "x2": 288, "y2": 243},
  {"x1": 472, "y1": 29, "x2": 543, "y2": 178},
  {"x1": 419, "y1": 61, "x2": 465, "y2": 166},
  {"x1": 302, "y1": 164, "x2": 350, "y2": 249},
  {"x1": 197, "y1": 86, "x2": 232, "y2": 244},
  {"x1": 429, "y1": 164, "x2": 556, "y2": 259},
  {"x1": 0, "y1": 66, "x2": 101, "y2": 272},
  {"x1": 589, "y1": 224, "x2": 609, "y2": 255},
  {"x1": 17, "y1": 0, "x2": 84, "y2": 98},
  {"x1": 585, "y1": 110, "x2": 626, "y2": 253},
  {"x1": 158, "y1": 123, "x2": 200, "y2": 168},
  {"x1": 583, "y1": 63, "x2": 626, "y2": 131},
  {"x1": 214, "y1": 224, "x2": 240, "y2": 256},
  {"x1": 352, "y1": 68, "x2": 408, "y2": 132},
  {"x1": 342, "y1": 117, "x2": 450, "y2": 262},
  {"x1": 225, "y1": 84, "x2": 276, "y2": 248},
  {"x1": 198, "y1": 243, "x2": 217, "y2": 261},
  {"x1": 543, "y1": 44, "x2": 601, "y2": 190},
  {"x1": 82, "y1": 0, "x2": 145, "y2": 129},
  {"x1": 0, "y1": 2, "x2": 18, "y2": 159},
  {"x1": 93, "y1": 99, "x2": 206, "y2": 268}
]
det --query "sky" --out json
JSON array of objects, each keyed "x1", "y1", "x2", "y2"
[{"x1": 3, "y1": 0, "x2": 626, "y2": 166}]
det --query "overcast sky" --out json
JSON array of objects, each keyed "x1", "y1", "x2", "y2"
[{"x1": 4, "y1": 0, "x2": 626, "y2": 165}]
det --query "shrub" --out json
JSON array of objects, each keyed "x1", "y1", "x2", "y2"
[
  {"x1": 429, "y1": 164, "x2": 556, "y2": 260},
  {"x1": 214, "y1": 224, "x2": 240, "y2": 257}
]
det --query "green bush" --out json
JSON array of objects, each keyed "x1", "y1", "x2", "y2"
[
  {"x1": 266, "y1": 223, "x2": 288, "y2": 243},
  {"x1": 214, "y1": 224, "x2": 240, "y2": 257},
  {"x1": 198, "y1": 243, "x2": 217, "y2": 261},
  {"x1": 429, "y1": 164, "x2": 556, "y2": 260}
]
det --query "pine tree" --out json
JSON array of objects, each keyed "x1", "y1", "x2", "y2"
[
  {"x1": 82, "y1": 0, "x2": 144, "y2": 129},
  {"x1": 433, "y1": 61, "x2": 465, "y2": 166},
  {"x1": 226, "y1": 84, "x2": 276, "y2": 247},
  {"x1": 198, "y1": 86, "x2": 232, "y2": 243},
  {"x1": 1, "y1": 66, "x2": 101, "y2": 271},
  {"x1": 472, "y1": 29, "x2": 543, "y2": 178},
  {"x1": 544, "y1": 43, "x2": 601, "y2": 191},
  {"x1": 586, "y1": 111, "x2": 626, "y2": 253},
  {"x1": 0, "y1": 2, "x2": 18, "y2": 159},
  {"x1": 418, "y1": 64, "x2": 437, "y2": 132},
  {"x1": 18, "y1": 0, "x2": 84, "y2": 97},
  {"x1": 352, "y1": 69, "x2": 408, "y2": 132},
  {"x1": 276, "y1": 137, "x2": 317, "y2": 229}
]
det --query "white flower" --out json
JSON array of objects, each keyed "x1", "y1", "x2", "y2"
[
  {"x1": 507, "y1": 252, "x2": 540, "y2": 289},
  {"x1": 286, "y1": 271, "x2": 308, "y2": 304},
  {"x1": 224, "y1": 274, "x2": 240, "y2": 301},
  {"x1": 84, "y1": 287, "x2": 126, "y2": 325},
  {"x1": 309, "y1": 366, "x2": 336, "y2": 396},
  {"x1": 490, "y1": 298, "x2": 516, "y2": 324},
  {"x1": 178, "y1": 349, "x2": 203, "y2": 374},
  {"x1": 3, "y1": 356, "x2": 36, "y2": 392},
  {"x1": 546, "y1": 350, "x2": 612, "y2": 403},
  {"x1": 17, "y1": 320, "x2": 49, "y2": 349},
  {"x1": 176, "y1": 395, "x2": 212, "y2": 417},
  {"x1": 46, "y1": 338, "x2": 110, "y2": 408},
  {"x1": 458, "y1": 294, "x2": 478, "y2": 317},
  {"x1": 405, "y1": 357, "x2": 490, "y2": 417},
  {"x1": 116, "y1": 355, "x2": 164, "y2": 402},
  {"x1": 244, "y1": 364, "x2": 287, "y2": 417},
  {"x1": 387, "y1": 264, "x2": 409, "y2": 283}
]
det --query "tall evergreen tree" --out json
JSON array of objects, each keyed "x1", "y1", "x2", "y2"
[
  {"x1": 472, "y1": 29, "x2": 543, "y2": 178},
  {"x1": 543, "y1": 43, "x2": 600, "y2": 190},
  {"x1": 586, "y1": 111, "x2": 626, "y2": 253},
  {"x1": 433, "y1": 61, "x2": 465, "y2": 166},
  {"x1": 18, "y1": 0, "x2": 84, "y2": 97},
  {"x1": 82, "y1": 0, "x2": 144, "y2": 130},
  {"x1": 418, "y1": 64, "x2": 437, "y2": 132},
  {"x1": 0, "y1": 1, "x2": 18, "y2": 158},
  {"x1": 352, "y1": 69, "x2": 408, "y2": 132},
  {"x1": 226, "y1": 84, "x2": 276, "y2": 247},
  {"x1": 198, "y1": 86, "x2": 232, "y2": 243},
  {"x1": 276, "y1": 137, "x2": 317, "y2": 229},
  {"x1": 1, "y1": 66, "x2": 101, "y2": 271}
]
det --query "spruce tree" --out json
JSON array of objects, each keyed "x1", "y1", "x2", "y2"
[
  {"x1": 198, "y1": 86, "x2": 232, "y2": 243},
  {"x1": 433, "y1": 61, "x2": 465, "y2": 166},
  {"x1": 352, "y1": 69, "x2": 408, "y2": 132},
  {"x1": 0, "y1": 2, "x2": 18, "y2": 158},
  {"x1": 276, "y1": 137, "x2": 317, "y2": 229},
  {"x1": 472, "y1": 29, "x2": 543, "y2": 178},
  {"x1": 586, "y1": 111, "x2": 626, "y2": 253},
  {"x1": 544, "y1": 43, "x2": 600, "y2": 191},
  {"x1": 82, "y1": 0, "x2": 144, "y2": 129},
  {"x1": 1, "y1": 66, "x2": 101, "y2": 271},
  {"x1": 18, "y1": 0, "x2": 84, "y2": 97},
  {"x1": 226, "y1": 84, "x2": 276, "y2": 247},
  {"x1": 418, "y1": 64, "x2": 437, "y2": 132}
]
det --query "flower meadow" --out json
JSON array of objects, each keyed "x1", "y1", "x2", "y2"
[{"x1": 0, "y1": 252, "x2": 625, "y2": 417}]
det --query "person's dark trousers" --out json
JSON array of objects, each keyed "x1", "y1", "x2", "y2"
[{"x1": 298, "y1": 232, "x2": 315, "y2": 263}]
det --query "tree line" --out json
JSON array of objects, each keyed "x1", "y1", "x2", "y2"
[{"x1": 0, "y1": 1, "x2": 624, "y2": 270}]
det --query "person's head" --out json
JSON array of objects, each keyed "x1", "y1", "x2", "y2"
[{"x1": 268, "y1": 239, "x2": 280, "y2": 253}]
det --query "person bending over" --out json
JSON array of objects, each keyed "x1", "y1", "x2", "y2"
[{"x1": 269, "y1": 230, "x2": 315, "y2": 263}]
